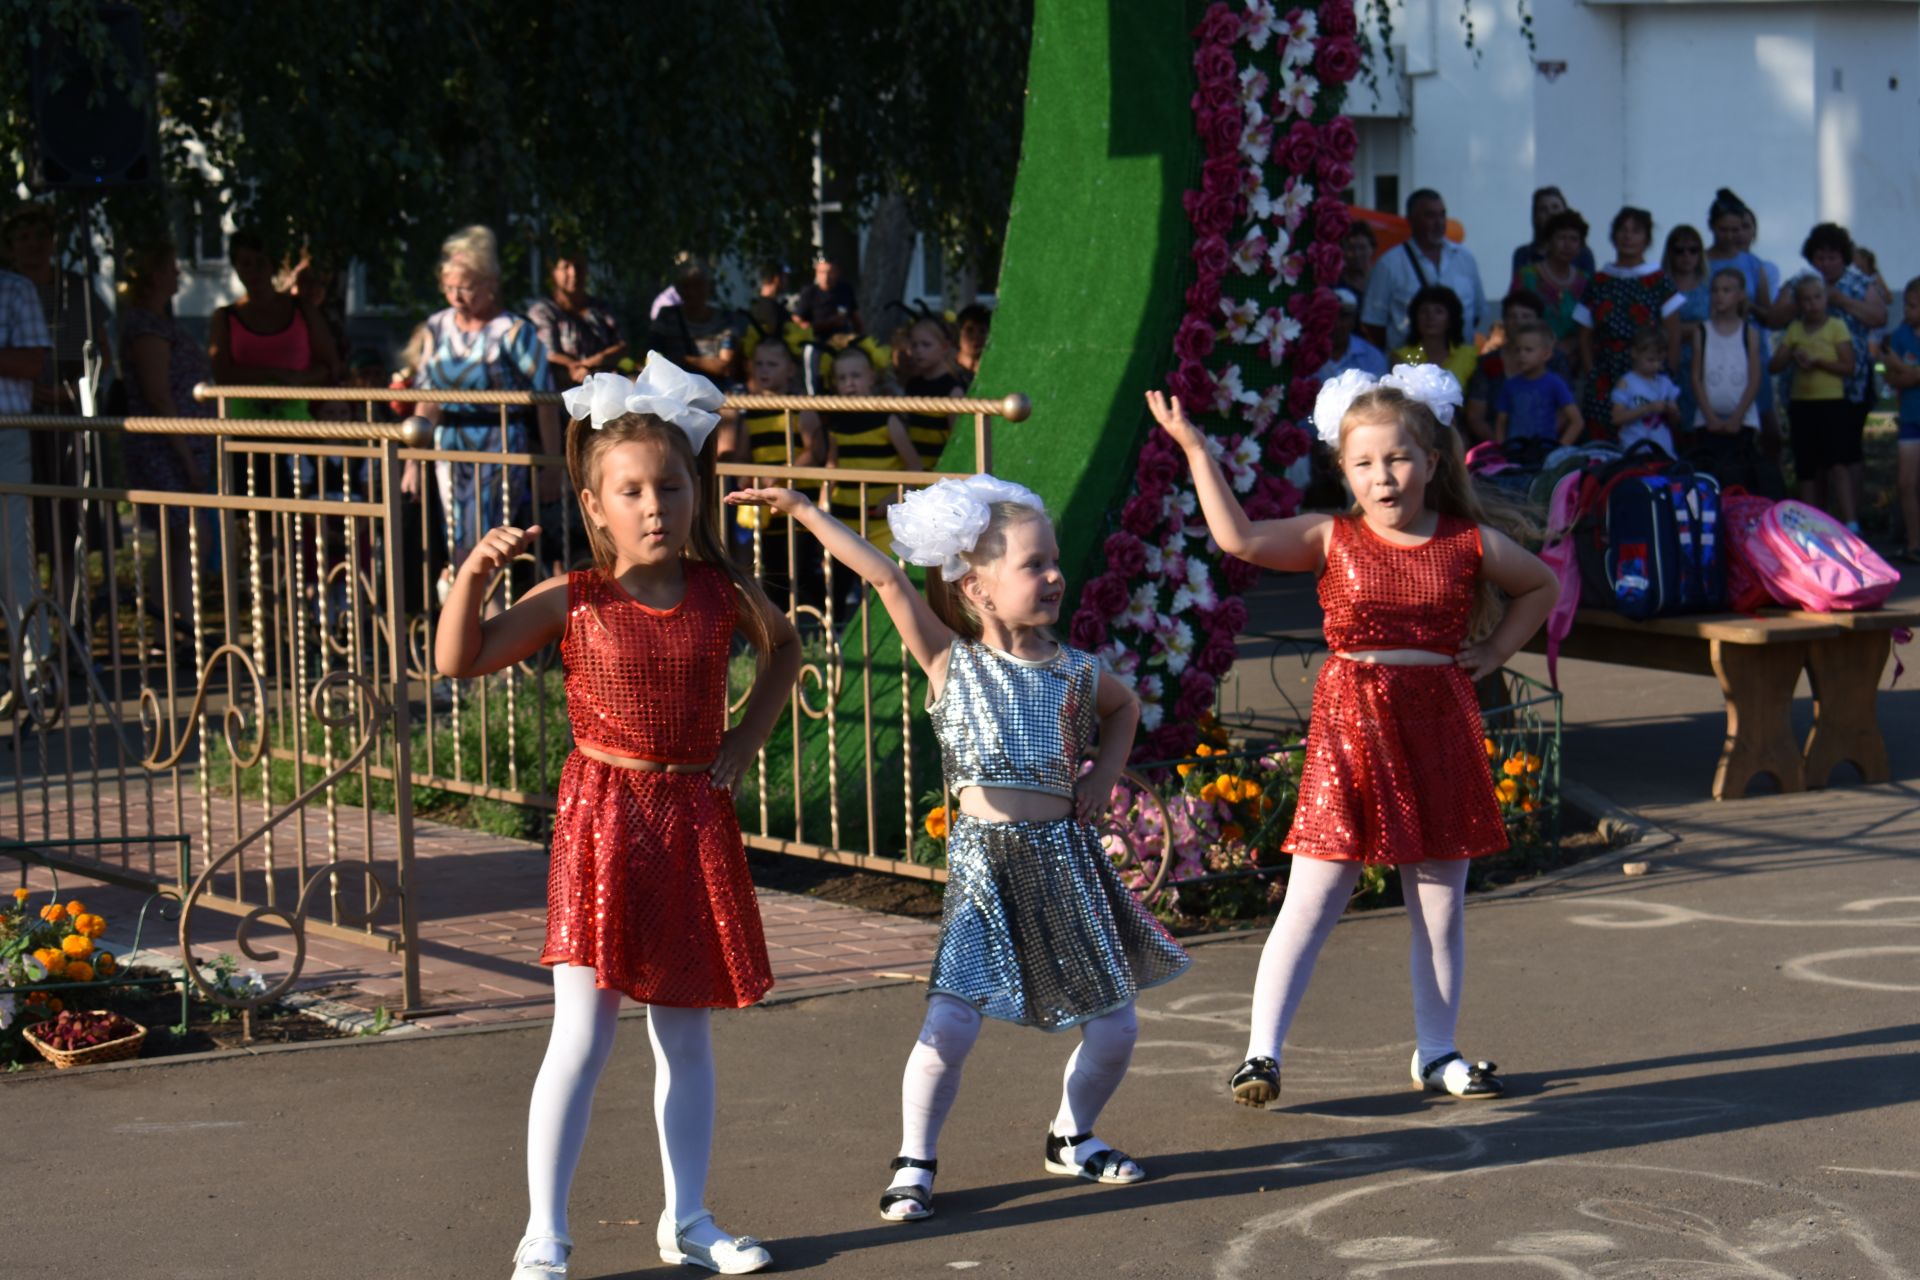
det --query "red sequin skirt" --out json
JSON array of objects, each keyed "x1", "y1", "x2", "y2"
[
  {"x1": 1283, "y1": 658, "x2": 1509, "y2": 865},
  {"x1": 541, "y1": 754, "x2": 773, "y2": 1008}
]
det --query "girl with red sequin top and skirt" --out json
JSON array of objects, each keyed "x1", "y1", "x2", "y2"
[
  {"x1": 437, "y1": 356, "x2": 798, "y2": 1279},
  {"x1": 1148, "y1": 365, "x2": 1557, "y2": 1108}
]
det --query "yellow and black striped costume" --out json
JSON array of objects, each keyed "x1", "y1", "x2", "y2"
[
  {"x1": 825, "y1": 410, "x2": 902, "y2": 555},
  {"x1": 734, "y1": 408, "x2": 810, "y2": 531},
  {"x1": 901, "y1": 372, "x2": 968, "y2": 459}
]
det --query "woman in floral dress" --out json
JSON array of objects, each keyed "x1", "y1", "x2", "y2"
[{"x1": 1574, "y1": 207, "x2": 1686, "y2": 439}]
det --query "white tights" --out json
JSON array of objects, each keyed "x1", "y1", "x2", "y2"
[
  {"x1": 521, "y1": 964, "x2": 731, "y2": 1264},
  {"x1": 1244, "y1": 857, "x2": 1470, "y2": 1068},
  {"x1": 892, "y1": 994, "x2": 1140, "y2": 1189}
]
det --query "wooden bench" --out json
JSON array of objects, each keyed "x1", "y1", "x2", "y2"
[{"x1": 1525, "y1": 605, "x2": 1919, "y2": 799}]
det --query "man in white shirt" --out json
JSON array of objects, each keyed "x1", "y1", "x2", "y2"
[
  {"x1": 0, "y1": 267, "x2": 52, "y2": 683},
  {"x1": 1361, "y1": 189, "x2": 1491, "y2": 351}
]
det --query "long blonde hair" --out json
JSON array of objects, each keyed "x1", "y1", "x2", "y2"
[
  {"x1": 1340, "y1": 387, "x2": 1536, "y2": 638},
  {"x1": 566, "y1": 413, "x2": 786, "y2": 659},
  {"x1": 926, "y1": 500, "x2": 1053, "y2": 640}
]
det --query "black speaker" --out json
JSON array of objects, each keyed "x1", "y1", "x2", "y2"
[{"x1": 28, "y1": 4, "x2": 159, "y2": 191}]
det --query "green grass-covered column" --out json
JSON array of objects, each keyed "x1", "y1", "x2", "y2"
[{"x1": 764, "y1": 0, "x2": 1199, "y2": 861}]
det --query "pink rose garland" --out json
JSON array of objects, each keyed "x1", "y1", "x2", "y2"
[{"x1": 1069, "y1": 0, "x2": 1357, "y2": 760}]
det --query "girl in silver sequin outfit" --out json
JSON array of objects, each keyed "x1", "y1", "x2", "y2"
[{"x1": 727, "y1": 475, "x2": 1189, "y2": 1224}]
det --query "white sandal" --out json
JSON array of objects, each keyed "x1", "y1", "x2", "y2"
[
  {"x1": 1413, "y1": 1050, "x2": 1505, "y2": 1098},
  {"x1": 510, "y1": 1233, "x2": 571, "y2": 1279},
  {"x1": 657, "y1": 1209, "x2": 772, "y2": 1275}
]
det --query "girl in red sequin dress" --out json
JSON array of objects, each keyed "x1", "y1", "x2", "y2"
[
  {"x1": 1148, "y1": 367, "x2": 1557, "y2": 1107},
  {"x1": 437, "y1": 356, "x2": 798, "y2": 1279}
]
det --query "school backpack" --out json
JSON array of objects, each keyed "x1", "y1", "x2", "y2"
[
  {"x1": 1571, "y1": 444, "x2": 1726, "y2": 620},
  {"x1": 1527, "y1": 443, "x2": 1621, "y2": 511},
  {"x1": 1537, "y1": 469, "x2": 1588, "y2": 688},
  {"x1": 1720, "y1": 490, "x2": 1780, "y2": 613},
  {"x1": 1745, "y1": 500, "x2": 1897, "y2": 612}
]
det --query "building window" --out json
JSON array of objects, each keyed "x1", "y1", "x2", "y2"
[{"x1": 171, "y1": 196, "x2": 226, "y2": 267}]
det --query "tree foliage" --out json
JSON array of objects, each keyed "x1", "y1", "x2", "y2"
[{"x1": 2, "y1": 0, "x2": 1029, "y2": 302}]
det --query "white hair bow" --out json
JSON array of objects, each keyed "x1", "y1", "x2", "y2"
[
  {"x1": 886, "y1": 473, "x2": 1047, "y2": 581},
  {"x1": 560, "y1": 352, "x2": 726, "y2": 455},
  {"x1": 1310, "y1": 362, "x2": 1464, "y2": 446}
]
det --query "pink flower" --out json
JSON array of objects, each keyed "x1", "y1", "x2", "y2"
[
  {"x1": 1104, "y1": 531, "x2": 1148, "y2": 578},
  {"x1": 1070, "y1": 608, "x2": 1109, "y2": 651},
  {"x1": 1197, "y1": 631, "x2": 1241, "y2": 677},
  {"x1": 1240, "y1": 117, "x2": 1274, "y2": 166},
  {"x1": 1199, "y1": 104, "x2": 1246, "y2": 156},
  {"x1": 1315, "y1": 36, "x2": 1362, "y2": 85},
  {"x1": 1204, "y1": 596, "x2": 1250, "y2": 635},
  {"x1": 1086, "y1": 573, "x2": 1131, "y2": 619},
  {"x1": 1138, "y1": 448, "x2": 1182, "y2": 496},
  {"x1": 1221, "y1": 554, "x2": 1262, "y2": 593},
  {"x1": 1182, "y1": 186, "x2": 1237, "y2": 238},
  {"x1": 1288, "y1": 284, "x2": 1340, "y2": 333},
  {"x1": 1309, "y1": 240, "x2": 1345, "y2": 284},
  {"x1": 1193, "y1": 44, "x2": 1239, "y2": 97},
  {"x1": 1173, "y1": 314, "x2": 1216, "y2": 363},
  {"x1": 1321, "y1": 0, "x2": 1357, "y2": 38},
  {"x1": 1230, "y1": 227, "x2": 1269, "y2": 276},
  {"x1": 1265, "y1": 422, "x2": 1311, "y2": 467},
  {"x1": 1185, "y1": 270, "x2": 1225, "y2": 317},
  {"x1": 1313, "y1": 196, "x2": 1352, "y2": 243},
  {"x1": 1277, "y1": 120, "x2": 1321, "y2": 174},
  {"x1": 1322, "y1": 115, "x2": 1359, "y2": 162},
  {"x1": 1168, "y1": 358, "x2": 1215, "y2": 408},
  {"x1": 1173, "y1": 668, "x2": 1217, "y2": 722},
  {"x1": 1192, "y1": 1, "x2": 1245, "y2": 47},
  {"x1": 1192, "y1": 234, "x2": 1232, "y2": 277},
  {"x1": 1121, "y1": 493, "x2": 1163, "y2": 537}
]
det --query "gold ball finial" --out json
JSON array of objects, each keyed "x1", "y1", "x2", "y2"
[
  {"x1": 398, "y1": 414, "x2": 435, "y2": 449},
  {"x1": 1000, "y1": 393, "x2": 1032, "y2": 423}
]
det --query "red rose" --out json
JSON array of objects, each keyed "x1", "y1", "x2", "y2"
[
  {"x1": 1168, "y1": 359, "x2": 1215, "y2": 409},
  {"x1": 1313, "y1": 196, "x2": 1351, "y2": 243},
  {"x1": 1287, "y1": 377, "x2": 1322, "y2": 420},
  {"x1": 1069, "y1": 608, "x2": 1109, "y2": 651},
  {"x1": 1309, "y1": 240, "x2": 1346, "y2": 285},
  {"x1": 1104, "y1": 531, "x2": 1149, "y2": 579},
  {"x1": 1192, "y1": 1, "x2": 1244, "y2": 47},
  {"x1": 1197, "y1": 631, "x2": 1241, "y2": 677},
  {"x1": 1173, "y1": 667, "x2": 1217, "y2": 721},
  {"x1": 1265, "y1": 422, "x2": 1311, "y2": 467},
  {"x1": 1322, "y1": 115, "x2": 1359, "y2": 162},
  {"x1": 1143, "y1": 722, "x2": 1198, "y2": 763},
  {"x1": 1192, "y1": 234, "x2": 1232, "y2": 277},
  {"x1": 1185, "y1": 272, "x2": 1225, "y2": 316},
  {"x1": 1086, "y1": 572, "x2": 1131, "y2": 619},
  {"x1": 1294, "y1": 335, "x2": 1333, "y2": 376},
  {"x1": 1199, "y1": 104, "x2": 1245, "y2": 156},
  {"x1": 1205, "y1": 596, "x2": 1250, "y2": 635},
  {"x1": 1321, "y1": 0, "x2": 1357, "y2": 38},
  {"x1": 1173, "y1": 314, "x2": 1217, "y2": 363},
  {"x1": 1289, "y1": 285, "x2": 1340, "y2": 333},
  {"x1": 1316, "y1": 159, "x2": 1355, "y2": 194},
  {"x1": 1220, "y1": 554, "x2": 1262, "y2": 593},
  {"x1": 1316, "y1": 37, "x2": 1362, "y2": 86},
  {"x1": 1121, "y1": 493, "x2": 1163, "y2": 537},
  {"x1": 1202, "y1": 153, "x2": 1247, "y2": 198},
  {"x1": 1184, "y1": 185, "x2": 1239, "y2": 237},
  {"x1": 1277, "y1": 120, "x2": 1322, "y2": 174},
  {"x1": 1137, "y1": 448, "x2": 1181, "y2": 497},
  {"x1": 1193, "y1": 43, "x2": 1239, "y2": 95}
]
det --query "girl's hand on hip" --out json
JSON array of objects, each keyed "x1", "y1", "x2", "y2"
[
  {"x1": 1074, "y1": 770, "x2": 1117, "y2": 824},
  {"x1": 1145, "y1": 390, "x2": 1208, "y2": 454},
  {"x1": 1454, "y1": 641, "x2": 1507, "y2": 683},
  {"x1": 725, "y1": 487, "x2": 810, "y2": 515},
  {"x1": 708, "y1": 726, "x2": 757, "y2": 792}
]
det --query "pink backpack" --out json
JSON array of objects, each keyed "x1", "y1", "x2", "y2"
[
  {"x1": 1742, "y1": 499, "x2": 1898, "y2": 612},
  {"x1": 1722, "y1": 491, "x2": 1781, "y2": 613},
  {"x1": 1538, "y1": 470, "x2": 1585, "y2": 687}
]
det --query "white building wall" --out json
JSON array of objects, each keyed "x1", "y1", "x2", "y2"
[{"x1": 1350, "y1": 0, "x2": 1920, "y2": 303}]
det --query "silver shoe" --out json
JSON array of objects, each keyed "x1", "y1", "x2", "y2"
[
  {"x1": 656, "y1": 1209, "x2": 772, "y2": 1275},
  {"x1": 510, "y1": 1233, "x2": 571, "y2": 1279}
]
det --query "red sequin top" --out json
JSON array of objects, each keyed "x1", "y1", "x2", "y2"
[
  {"x1": 1318, "y1": 514, "x2": 1482, "y2": 655},
  {"x1": 561, "y1": 562, "x2": 736, "y2": 764}
]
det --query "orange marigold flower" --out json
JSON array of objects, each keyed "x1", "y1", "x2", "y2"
[
  {"x1": 64, "y1": 960, "x2": 94, "y2": 984},
  {"x1": 1503, "y1": 758, "x2": 1526, "y2": 777},
  {"x1": 1221, "y1": 823, "x2": 1245, "y2": 843},
  {"x1": 1495, "y1": 779, "x2": 1520, "y2": 804},
  {"x1": 1520, "y1": 799, "x2": 1538, "y2": 813},
  {"x1": 61, "y1": 934, "x2": 94, "y2": 959},
  {"x1": 1199, "y1": 782, "x2": 1220, "y2": 804},
  {"x1": 78, "y1": 913, "x2": 107, "y2": 939},
  {"x1": 923, "y1": 807, "x2": 949, "y2": 840},
  {"x1": 1176, "y1": 763, "x2": 1194, "y2": 777},
  {"x1": 1524, "y1": 753, "x2": 1542, "y2": 774},
  {"x1": 10, "y1": 887, "x2": 27, "y2": 903},
  {"x1": 1241, "y1": 780, "x2": 1263, "y2": 799},
  {"x1": 24, "y1": 991, "x2": 47, "y2": 1006},
  {"x1": 40, "y1": 903, "x2": 65, "y2": 924},
  {"x1": 96, "y1": 952, "x2": 119, "y2": 976},
  {"x1": 1484, "y1": 737, "x2": 1497, "y2": 759},
  {"x1": 1195, "y1": 743, "x2": 1214, "y2": 758},
  {"x1": 33, "y1": 947, "x2": 67, "y2": 975},
  {"x1": 66, "y1": 900, "x2": 86, "y2": 917}
]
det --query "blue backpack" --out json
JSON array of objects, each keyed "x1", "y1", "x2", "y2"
[{"x1": 1572, "y1": 445, "x2": 1726, "y2": 620}]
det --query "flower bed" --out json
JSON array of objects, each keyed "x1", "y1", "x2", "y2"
[{"x1": 0, "y1": 890, "x2": 125, "y2": 1045}]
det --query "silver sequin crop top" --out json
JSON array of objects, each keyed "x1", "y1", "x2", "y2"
[{"x1": 929, "y1": 639, "x2": 1098, "y2": 798}]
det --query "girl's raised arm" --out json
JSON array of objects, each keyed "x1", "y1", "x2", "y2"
[
  {"x1": 1144, "y1": 390, "x2": 1329, "y2": 574},
  {"x1": 725, "y1": 489, "x2": 957, "y2": 672},
  {"x1": 434, "y1": 525, "x2": 569, "y2": 678}
]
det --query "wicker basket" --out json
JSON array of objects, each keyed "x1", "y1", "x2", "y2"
[{"x1": 22, "y1": 1013, "x2": 148, "y2": 1070}]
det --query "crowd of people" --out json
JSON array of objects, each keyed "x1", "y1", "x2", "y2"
[
  {"x1": 0, "y1": 212, "x2": 999, "y2": 633},
  {"x1": 1320, "y1": 185, "x2": 1920, "y2": 563}
]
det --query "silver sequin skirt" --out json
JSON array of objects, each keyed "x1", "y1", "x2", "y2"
[{"x1": 929, "y1": 814, "x2": 1191, "y2": 1030}]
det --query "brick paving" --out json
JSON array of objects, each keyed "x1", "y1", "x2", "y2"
[{"x1": 2, "y1": 786, "x2": 939, "y2": 1030}]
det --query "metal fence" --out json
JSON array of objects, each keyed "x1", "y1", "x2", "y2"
[{"x1": 1, "y1": 385, "x2": 1032, "y2": 1013}]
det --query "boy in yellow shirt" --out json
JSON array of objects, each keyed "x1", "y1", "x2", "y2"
[{"x1": 1770, "y1": 275, "x2": 1858, "y2": 526}]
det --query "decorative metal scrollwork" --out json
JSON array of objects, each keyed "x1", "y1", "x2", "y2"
[
  {"x1": 140, "y1": 643, "x2": 269, "y2": 771},
  {"x1": 176, "y1": 670, "x2": 403, "y2": 1010}
]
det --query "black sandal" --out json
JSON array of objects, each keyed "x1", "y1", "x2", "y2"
[
  {"x1": 1229, "y1": 1055, "x2": 1281, "y2": 1108},
  {"x1": 1044, "y1": 1130, "x2": 1145, "y2": 1184},
  {"x1": 1414, "y1": 1050, "x2": 1505, "y2": 1098},
  {"x1": 878, "y1": 1156, "x2": 937, "y2": 1222}
]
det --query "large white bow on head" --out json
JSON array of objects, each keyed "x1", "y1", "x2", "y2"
[
  {"x1": 1310, "y1": 362, "x2": 1464, "y2": 446},
  {"x1": 559, "y1": 352, "x2": 726, "y2": 456},
  {"x1": 886, "y1": 473, "x2": 1048, "y2": 581}
]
